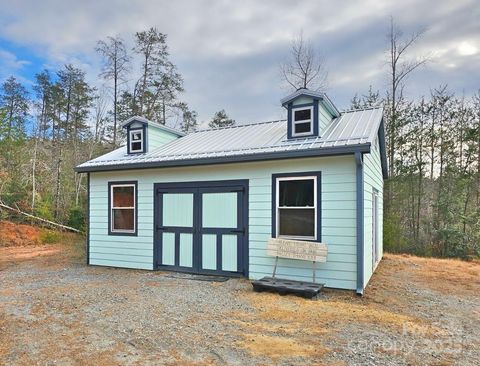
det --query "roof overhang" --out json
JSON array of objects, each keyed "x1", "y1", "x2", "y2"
[
  {"x1": 121, "y1": 116, "x2": 185, "y2": 137},
  {"x1": 75, "y1": 143, "x2": 371, "y2": 173},
  {"x1": 280, "y1": 89, "x2": 340, "y2": 117}
]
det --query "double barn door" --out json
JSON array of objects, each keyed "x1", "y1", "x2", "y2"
[{"x1": 154, "y1": 181, "x2": 248, "y2": 276}]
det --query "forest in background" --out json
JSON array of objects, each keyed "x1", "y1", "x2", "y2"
[{"x1": 0, "y1": 24, "x2": 478, "y2": 259}]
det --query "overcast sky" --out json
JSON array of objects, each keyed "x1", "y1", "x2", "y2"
[{"x1": 0, "y1": 0, "x2": 478, "y2": 125}]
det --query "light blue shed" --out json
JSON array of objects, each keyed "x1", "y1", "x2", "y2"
[{"x1": 76, "y1": 89, "x2": 387, "y2": 295}]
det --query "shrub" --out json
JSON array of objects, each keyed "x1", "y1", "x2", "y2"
[
  {"x1": 68, "y1": 207, "x2": 85, "y2": 232},
  {"x1": 39, "y1": 230, "x2": 62, "y2": 244}
]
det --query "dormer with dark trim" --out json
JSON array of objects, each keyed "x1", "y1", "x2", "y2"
[
  {"x1": 281, "y1": 88, "x2": 340, "y2": 140},
  {"x1": 121, "y1": 116, "x2": 185, "y2": 155}
]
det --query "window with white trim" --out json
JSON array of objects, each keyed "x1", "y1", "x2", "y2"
[
  {"x1": 110, "y1": 183, "x2": 136, "y2": 233},
  {"x1": 129, "y1": 129, "x2": 144, "y2": 153},
  {"x1": 292, "y1": 106, "x2": 313, "y2": 136},
  {"x1": 276, "y1": 176, "x2": 316, "y2": 239}
]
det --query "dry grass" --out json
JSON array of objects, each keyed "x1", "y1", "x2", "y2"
[
  {"x1": 391, "y1": 254, "x2": 480, "y2": 296},
  {"x1": 238, "y1": 333, "x2": 326, "y2": 360},
  {"x1": 229, "y1": 253, "x2": 480, "y2": 362},
  {"x1": 230, "y1": 288, "x2": 437, "y2": 361}
]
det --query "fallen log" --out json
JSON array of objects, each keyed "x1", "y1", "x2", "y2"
[{"x1": 0, "y1": 201, "x2": 82, "y2": 233}]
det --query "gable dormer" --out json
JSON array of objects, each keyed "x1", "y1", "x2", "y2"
[
  {"x1": 281, "y1": 88, "x2": 340, "y2": 139},
  {"x1": 121, "y1": 116, "x2": 185, "y2": 155}
]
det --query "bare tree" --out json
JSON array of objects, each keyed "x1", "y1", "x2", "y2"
[
  {"x1": 386, "y1": 17, "x2": 429, "y2": 176},
  {"x1": 280, "y1": 32, "x2": 328, "y2": 91},
  {"x1": 96, "y1": 36, "x2": 131, "y2": 146}
]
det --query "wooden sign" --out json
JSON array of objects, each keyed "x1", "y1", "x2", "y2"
[{"x1": 267, "y1": 238, "x2": 327, "y2": 262}]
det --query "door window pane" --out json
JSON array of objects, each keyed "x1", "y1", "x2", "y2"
[
  {"x1": 202, "y1": 192, "x2": 237, "y2": 228},
  {"x1": 162, "y1": 232, "x2": 175, "y2": 266},
  {"x1": 163, "y1": 193, "x2": 194, "y2": 227},
  {"x1": 202, "y1": 234, "x2": 217, "y2": 270},
  {"x1": 222, "y1": 235, "x2": 237, "y2": 272},
  {"x1": 179, "y1": 233, "x2": 193, "y2": 267}
]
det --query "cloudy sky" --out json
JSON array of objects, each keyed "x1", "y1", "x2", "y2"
[{"x1": 0, "y1": 0, "x2": 478, "y2": 125}]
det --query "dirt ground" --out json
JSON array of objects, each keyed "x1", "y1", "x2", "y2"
[{"x1": 0, "y1": 227, "x2": 479, "y2": 365}]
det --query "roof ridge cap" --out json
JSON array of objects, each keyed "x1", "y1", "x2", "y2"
[
  {"x1": 195, "y1": 119, "x2": 286, "y2": 132},
  {"x1": 341, "y1": 105, "x2": 384, "y2": 114}
]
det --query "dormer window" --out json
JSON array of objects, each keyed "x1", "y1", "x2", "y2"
[
  {"x1": 128, "y1": 129, "x2": 145, "y2": 153},
  {"x1": 292, "y1": 106, "x2": 313, "y2": 137}
]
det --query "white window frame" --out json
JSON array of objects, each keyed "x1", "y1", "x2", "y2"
[
  {"x1": 291, "y1": 106, "x2": 313, "y2": 137},
  {"x1": 129, "y1": 129, "x2": 144, "y2": 153},
  {"x1": 110, "y1": 183, "x2": 136, "y2": 234},
  {"x1": 275, "y1": 176, "x2": 317, "y2": 240}
]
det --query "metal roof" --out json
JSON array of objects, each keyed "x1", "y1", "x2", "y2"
[{"x1": 76, "y1": 107, "x2": 384, "y2": 173}]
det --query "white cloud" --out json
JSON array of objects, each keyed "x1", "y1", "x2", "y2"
[
  {"x1": 0, "y1": 0, "x2": 478, "y2": 121},
  {"x1": 457, "y1": 41, "x2": 478, "y2": 56}
]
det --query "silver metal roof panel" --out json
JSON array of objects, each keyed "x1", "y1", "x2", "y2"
[{"x1": 76, "y1": 107, "x2": 383, "y2": 172}]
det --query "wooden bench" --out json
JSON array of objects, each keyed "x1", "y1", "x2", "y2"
[{"x1": 252, "y1": 238, "x2": 327, "y2": 299}]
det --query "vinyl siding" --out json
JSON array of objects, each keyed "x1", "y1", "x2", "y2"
[
  {"x1": 363, "y1": 136, "x2": 384, "y2": 286},
  {"x1": 318, "y1": 104, "x2": 332, "y2": 136},
  {"x1": 88, "y1": 155, "x2": 358, "y2": 290},
  {"x1": 148, "y1": 126, "x2": 179, "y2": 150}
]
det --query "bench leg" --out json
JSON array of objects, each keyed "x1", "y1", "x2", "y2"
[
  {"x1": 272, "y1": 256, "x2": 279, "y2": 278},
  {"x1": 312, "y1": 261, "x2": 316, "y2": 284}
]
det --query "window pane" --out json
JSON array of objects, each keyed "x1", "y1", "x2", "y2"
[
  {"x1": 131, "y1": 141, "x2": 142, "y2": 151},
  {"x1": 132, "y1": 131, "x2": 142, "y2": 140},
  {"x1": 279, "y1": 208, "x2": 314, "y2": 237},
  {"x1": 113, "y1": 186, "x2": 134, "y2": 207},
  {"x1": 112, "y1": 208, "x2": 134, "y2": 231},
  {"x1": 279, "y1": 179, "x2": 314, "y2": 206},
  {"x1": 294, "y1": 108, "x2": 311, "y2": 121},
  {"x1": 294, "y1": 122, "x2": 311, "y2": 134}
]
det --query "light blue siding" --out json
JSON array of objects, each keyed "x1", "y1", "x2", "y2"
[
  {"x1": 318, "y1": 104, "x2": 332, "y2": 136},
  {"x1": 363, "y1": 137, "x2": 384, "y2": 286},
  {"x1": 88, "y1": 155, "x2": 358, "y2": 290},
  {"x1": 148, "y1": 125, "x2": 179, "y2": 150}
]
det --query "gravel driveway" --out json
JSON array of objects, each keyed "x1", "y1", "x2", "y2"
[{"x1": 1, "y1": 242, "x2": 479, "y2": 365}]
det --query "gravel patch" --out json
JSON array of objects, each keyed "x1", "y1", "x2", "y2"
[{"x1": 1, "y1": 247, "x2": 479, "y2": 365}]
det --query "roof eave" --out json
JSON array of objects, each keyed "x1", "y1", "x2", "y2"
[
  {"x1": 121, "y1": 116, "x2": 185, "y2": 137},
  {"x1": 75, "y1": 143, "x2": 371, "y2": 173},
  {"x1": 281, "y1": 90, "x2": 340, "y2": 118}
]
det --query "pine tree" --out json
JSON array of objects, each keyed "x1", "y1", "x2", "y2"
[
  {"x1": 350, "y1": 86, "x2": 382, "y2": 110},
  {"x1": 208, "y1": 110, "x2": 235, "y2": 128},
  {"x1": 96, "y1": 36, "x2": 131, "y2": 146},
  {"x1": 0, "y1": 76, "x2": 29, "y2": 140},
  {"x1": 133, "y1": 27, "x2": 184, "y2": 123}
]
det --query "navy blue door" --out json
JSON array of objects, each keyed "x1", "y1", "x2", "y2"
[{"x1": 154, "y1": 180, "x2": 248, "y2": 276}]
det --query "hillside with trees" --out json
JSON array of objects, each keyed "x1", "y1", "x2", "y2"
[
  {"x1": 0, "y1": 23, "x2": 479, "y2": 259},
  {"x1": 0, "y1": 28, "x2": 198, "y2": 230}
]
